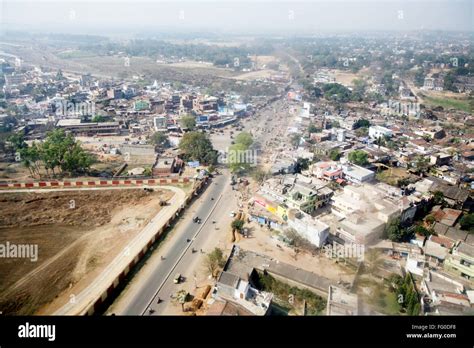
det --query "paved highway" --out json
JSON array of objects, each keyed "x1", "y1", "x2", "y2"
[{"x1": 114, "y1": 170, "x2": 232, "y2": 315}]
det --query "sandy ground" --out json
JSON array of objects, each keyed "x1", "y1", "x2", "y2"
[
  {"x1": 0, "y1": 188, "x2": 173, "y2": 315},
  {"x1": 0, "y1": 162, "x2": 32, "y2": 180},
  {"x1": 231, "y1": 69, "x2": 278, "y2": 81}
]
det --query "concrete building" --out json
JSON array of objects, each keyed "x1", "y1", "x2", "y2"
[
  {"x1": 326, "y1": 286, "x2": 359, "y2": 315},
  {"x1": 330, "y1": 184, "x2": 401, "y2": 245},
  {"x1": 152, "y1": 156, "x2": 182, "y2": 176},
  {"x1": 336, "y1": 129, "x2": 346, "y2": 142},
  {"x1": 444, "y1": 242, "x2": 474, "y2": 280},
  {"x1": 153, "y1": 116, "x2": 167, "y2": 131},
  {"x1": 406, "y1": 253, "x2": 426, "y2": 277},
  {"x1": 214, "y1": 271, "x2": 273, "y2": 316},
  {"x1": 56, "y1": 119, "x2": 120, "y2": 136},
  {"x1": 342, "y1": 164, "x2": 375, "y2": 184},
  {"x1": 369, "y1": 125, "x2": 393, "y2": 139},
  {"x1": 287, "y1": 210, "x2": 329, "y2": 247}
]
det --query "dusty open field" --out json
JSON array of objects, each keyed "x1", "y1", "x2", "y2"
[
  {"x1": 0, "y1": 162, "x2": 31, "y2": 180},
  {"x1": 331, "y1": 69, "x2": 363, "y2": 86},
  {"x1": 0, "y1": 188, "x2": 173, "y2": 315}
]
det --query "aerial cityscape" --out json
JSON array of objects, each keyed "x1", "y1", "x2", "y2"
[{"x1": 0, "y1": 0, "x2": 472, "y2": 344}]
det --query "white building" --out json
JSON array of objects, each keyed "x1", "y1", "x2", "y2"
[
  {"x1": 369, "y1": 125, "x2": 393, "y2": 139},
  {"x1": 336, "y1": 129, "x2": 346, "y2": 142},
  {"x1": 342, "y1": 164, "x2": 375, "y2": 184},
  {"x1": 287, "y1": 210, "x2": 329, "y2": 247},
  {"x1": 330, "y1": 184, "x2": 402, "y2": 245},
  {"x1": 406, "y1": 253, "x2": 425, "y2": 277},
  {"x1": 153, "y1": 116, "x2": 167, "y2": 131}
]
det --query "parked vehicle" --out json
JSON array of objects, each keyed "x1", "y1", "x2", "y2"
[{"x1": 174, "y1": 273, "x2": 181, "y2": 284}]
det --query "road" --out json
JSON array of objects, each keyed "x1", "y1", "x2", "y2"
[
  {"x1": 106, "y1": 68, "x2": 298, "y2": 316},
  {"x1": 110, "y1": 170, "x2": 233, "y2": 315}
]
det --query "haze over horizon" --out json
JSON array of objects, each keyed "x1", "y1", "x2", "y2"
[{"x1": 0, "y1": 0, "x2": 472, "y2": 37}]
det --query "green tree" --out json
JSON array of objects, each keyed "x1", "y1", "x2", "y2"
[
  {"x1": 295, "y1": 157, "x2": 310, "y2": 172},
  {"x1": 204, "y1": 247, "x2": 226, "y2": 278},
  {"x1": 353, "y1": 118, "x2": 370, "y2": 129},
  {"x1": 179, "y1": 131, "x2": 217, "y2": 165},
  {"x1": 443, "y1": 72, "x2": 457, "y2": 92},
  {"x1": 290, "y1": 133, "x2": 301, "y2": 148},
  {"x1": 180, "y1": 114, "x2": 196, "y2": 131},
  {"x1": 307, "y1": 123, "x2": 320, "y2": 134},
  {"x1": 13, "y1": 129, "x2": 93, "y2": 177},
  {"x1": 414, "y1": 225, "x2": 431, "y2": 237},
  {"x1": 351, "y1": 79, "x2": 367, "y2": 102},
  {"x1": 234, "y1": 132, "x2": 253, "y2": 148},
  {"x1": 321, "y1": 83, "x2": 352, "y2": 102},
  {"x1": 228, "y1": 142, "x2": 251, "y2": 173},
  {"x1": 432, "y1": 191, "x2": 445, "y2": 206},
  {"x1": 375, "y1": 136, "x2": 386, "y2": 148},
  {"x1": 92, "y1": 115, "x2": 107, "y2": 122},
  {"x1": 149, "y1": 131, "x2": 170, "y2": 148},
  {"x1": 385, "y1": 218, "x2": 413, "y2": 242},
  {"x1": 414, "y1": 69, "x2": 425, "y2": 87},
  {"x1": 329, "y1": 149, "x2": 341, "y2": 161},
  {"x1": 7, "y1": 131, "x2": 27, "y2": 157},
  {"x1": 355, "y1": 127, "x2": 369, "y2": 137},
  {"x1": 348, "y1": 150, "x2": 369, "y2": 166},
  {"x1": 425, "y1": 215, "x2": 436, "y2": 225},
  {"x1": 460, "y1": 213, "x2": 474, "y2": 233},
  {"x1": 414, "y1": 156, "x2": 430, "y2": 175},
  {"x1": 397, "y1": 178, "x2": 410, "y2": 188},
  {"x1": 231, "y1": 219, "x2": 245, "y2": 231},
  {"x1": 251, "y1": 167, "x2": 269, "y2": 183}
]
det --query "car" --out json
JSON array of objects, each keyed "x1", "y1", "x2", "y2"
[
  {"x1": 173, "y1": 273, "x2": 181, "y2": 284},
  {"x1": 230, "y1": 211, "x2": 236, "y2": 217}
]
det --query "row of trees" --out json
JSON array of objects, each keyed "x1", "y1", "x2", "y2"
[
  {"x1": 228, "y1": 132, "x2": 254, "y2": 173},
  {"x1": 388, "y1": 273, "x2": 421, "y2": 316},
  {"x1": 8, "y1": 130, "x2": 94, "y2": 178}
]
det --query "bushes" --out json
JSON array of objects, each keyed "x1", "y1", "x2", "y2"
[
  {"x1": 255, "y1": 272, "x2": 326, "y2": 315},
  {"x1": 387, "y1": 273, "x2": 420, "y2": 316}
]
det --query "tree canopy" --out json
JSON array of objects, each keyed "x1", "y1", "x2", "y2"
[
  {"x1": 348, "y1": 150, "x2": 369, "y2": 166},
  {"x1": 10, "y1": 129, "x2": 94, "y2": 177},
  {"x1": 204, "y1": 247, "x2": 226, "y2": 279},
  {"x1": 460, "y1": 213, "x2": 474, "y2": 233},
  {"x1": 227, "y1": 132, "x2": 254, "y2": 173},
  {"x1": 179, "y1": 131, "x2": 217, "y2": 165},
  {"x1": 179, "y1": 114, "x2": 196, "y2": 131},
  {"x1": 234, "y1": 132, "x2": 253, "y2": 148},
  {"x1": 353, "y1": 118, "x2": 371, "y2": 129},
  {"x1": 149, "y1": 131, "x2": 170, "y2": 148},
  {"x1": 385, "y1": 218, "x2": 413, "y2": 242}
]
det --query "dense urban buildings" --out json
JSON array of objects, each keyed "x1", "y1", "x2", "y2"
[{"x1": 0, "y1": 1, "x2": 472, "y2": 346}]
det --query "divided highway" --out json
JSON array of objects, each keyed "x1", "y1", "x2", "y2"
[{"x1": 114, "y1": 171, "x2": 231, "y2": 315}]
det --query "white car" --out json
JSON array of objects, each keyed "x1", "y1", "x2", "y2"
[{"x1": 230, "y1": 211, "x2": 236, "y2": 217}]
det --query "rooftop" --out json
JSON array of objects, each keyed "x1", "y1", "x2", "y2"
[{"x1": 327, "y1": 286, "x2": 359, "y2": 315}]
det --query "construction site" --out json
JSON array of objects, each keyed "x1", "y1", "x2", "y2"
[{"x1": 0, "y1": 187, "x2": 175, "y2": 315}]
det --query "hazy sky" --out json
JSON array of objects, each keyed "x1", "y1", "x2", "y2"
[{"x1": 1, "y1": 0, "x2": 472, "y2": 36}]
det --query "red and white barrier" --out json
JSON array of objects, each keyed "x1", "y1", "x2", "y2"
[{"x1": 0, "y1": 177, "x2": 192, "y2": 190}]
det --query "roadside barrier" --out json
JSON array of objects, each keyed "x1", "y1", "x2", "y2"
[{"x1": 0, "y1": 177, "x2": 192, "y2": 189}]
